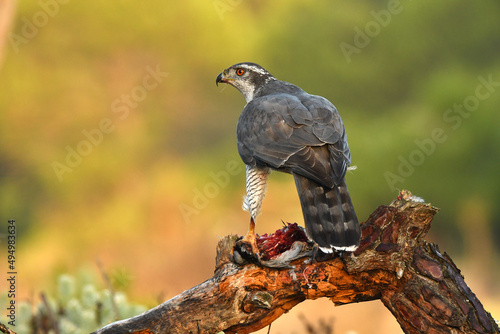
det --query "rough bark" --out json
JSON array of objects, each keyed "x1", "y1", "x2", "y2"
[{"x1": 93, "y1": 190, "x2": 499, "y2": 334}]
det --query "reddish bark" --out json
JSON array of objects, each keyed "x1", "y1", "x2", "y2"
[{"x1": 93, "y1": 190, "x2": 499, "y2": 334}]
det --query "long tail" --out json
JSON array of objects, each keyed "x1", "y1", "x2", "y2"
[{"x1": 293, "y1": 175, "x2": 361, "y2": 253}]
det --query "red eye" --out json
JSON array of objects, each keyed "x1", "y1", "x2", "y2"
[{"x1": 236, "y1": 68, "x2": 245, "y2": 76}]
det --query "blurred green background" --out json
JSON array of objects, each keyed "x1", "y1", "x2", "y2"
[{"x1": 1, "y1": 0, "x2": 499, "y2": 333}]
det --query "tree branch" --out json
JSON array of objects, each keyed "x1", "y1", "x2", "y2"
[
  {"x1": 93, "y1": 190, "x2": 499, "y2": 334},
  {"x1": 0, "y1": 322, "x2": 17, "y2": 334}
]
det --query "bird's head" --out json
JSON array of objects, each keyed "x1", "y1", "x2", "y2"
[{"x1": 216, "y1": 62, "x2": 275, "y2": 102}]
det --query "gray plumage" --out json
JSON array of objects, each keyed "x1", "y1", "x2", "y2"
[{"x1": 216, "y1": 62, "x2": 360, "y2": 252}]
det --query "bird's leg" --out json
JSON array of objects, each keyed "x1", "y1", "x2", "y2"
[
  {"x1": 241, "y1": 217, "x2": 260, "y2": 255},
  {"x1": 236, "y1": 166, "x2": 269, "y2": 263},
  {"x1": 235, "y1": 216, "x2": 261, "y2": 265},
  {"x1": 309, "y1": 243, "x2": 319, "y2": 263},
  {"x1": 307, "y1": 243, "x2": 335, "y2": 263},
  {"x1": 249, "y1": 216, "x2": 256, "y2": 236}
]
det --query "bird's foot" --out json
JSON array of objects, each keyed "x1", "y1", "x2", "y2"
[
  {"x1": 235, "y1": 234, "x2": 261, "y2": 265},
  {"x1": 234, "y1": 218, "x2": 261, "y2": 265},
  {"x1": 305, "y1": 244, "x2": 335, "y2": 264},
  {"x1": 237, "y1": 232, "x2": 261, "y2": 261},
  {"x1": 308, "y1": 244, "x2": 319, "y2": 264},
  {"x1": 242, "y1": 230, "x2": 260, "y2": 254}
]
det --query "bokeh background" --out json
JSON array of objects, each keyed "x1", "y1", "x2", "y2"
[{"x1": 1, "y1": 0, "x2": 499, "y2": 333}]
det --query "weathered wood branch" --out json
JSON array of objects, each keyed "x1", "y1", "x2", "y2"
[
  {"x1": 0, "y1": 322, "x2": 17, "y2": 334},
  {"x1": 93, "y1": 190, "x2": 499, "y2": 334}
]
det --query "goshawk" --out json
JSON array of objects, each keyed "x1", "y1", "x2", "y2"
[{"x1": 216, "y1": 62, "x2": 360, "y2": 254}]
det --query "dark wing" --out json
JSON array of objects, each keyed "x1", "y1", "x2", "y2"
[{"x1": 237, "y1": 92, "x2": 350, "y2": 188}]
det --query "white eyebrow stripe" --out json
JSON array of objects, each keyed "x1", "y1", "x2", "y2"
[{"x1": 238, "y1": 64, "x2": 268, "y2": 76}]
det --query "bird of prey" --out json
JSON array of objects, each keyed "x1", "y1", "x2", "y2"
[{"x1": 216, "y1": 62, "x2": 360, "y2": 255}]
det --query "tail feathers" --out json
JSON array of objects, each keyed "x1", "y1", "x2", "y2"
[{"x1": 293, "y1": 175, "x2": 360, "y2": 252}]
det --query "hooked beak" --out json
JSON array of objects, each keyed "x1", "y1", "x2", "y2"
[{"x1": 216, "y1": 72, "x2": 226, "y2": 86}]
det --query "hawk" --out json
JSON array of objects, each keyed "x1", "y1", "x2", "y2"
[{"x1": 216, "y1": 62, "x2": 360, "y2": 254}]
